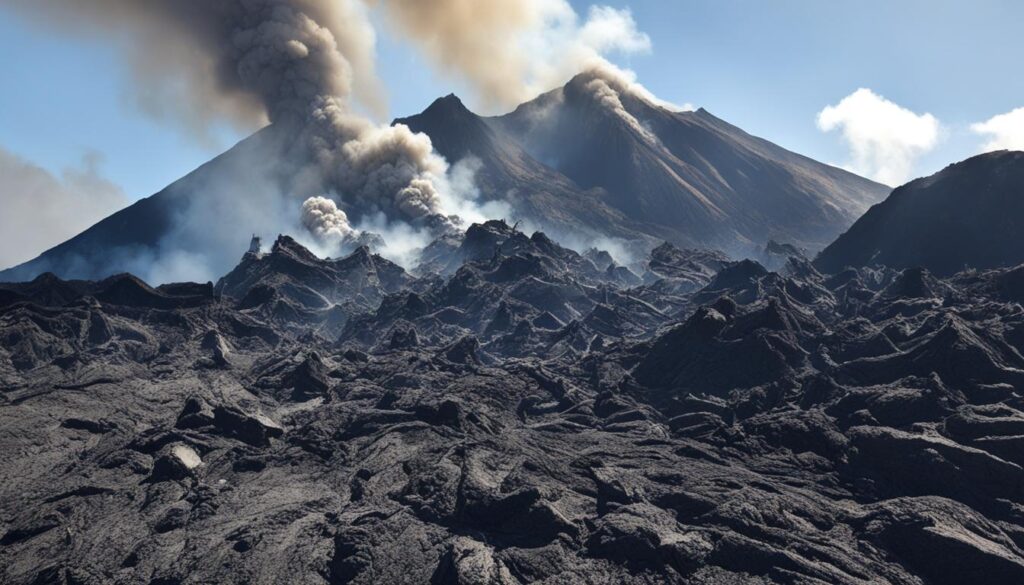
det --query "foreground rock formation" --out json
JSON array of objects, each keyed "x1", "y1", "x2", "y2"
[{"x1": 3, "y1": 220, "x2": 1024, "y2": 584}]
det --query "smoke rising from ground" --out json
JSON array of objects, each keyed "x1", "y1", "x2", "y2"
[{"x1": 302, "y1": 196, "x2": 355, "y2": 241}]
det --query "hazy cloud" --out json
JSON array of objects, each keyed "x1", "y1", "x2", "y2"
[
  {"x1": 0, "y1": 147, "x2": 127, "y2": 269},
  {"x1": 374, "y1": 0, "x2": 656, "y2": 112},
  {"x1": 817, "y1": 88, "x2": 941, "y2": 186},
  {"x1": 971, "y1": 107, "x2": 1024, "y2": 152}
]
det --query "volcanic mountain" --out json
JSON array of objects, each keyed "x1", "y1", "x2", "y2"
[
  {"x1": 1, "y1": 71, "x2": 888, "y2": 283},
  {"x1": 398, "y1": 71, "x2": 890, "y2": 254},
  {"x1": 815, "y1": 150, "x2": 1024, "y2": 276}
]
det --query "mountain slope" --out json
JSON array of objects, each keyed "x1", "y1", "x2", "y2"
[
  {"x1": 393, "y1": 94, "x2": 661, "y2": 246},
  {"x1": 0, "y1": 125, "x2": 301, "y2": 284},
  {"x1": 815, "y1": 151, "x2": 1024, "y2": 276},
  {"x1": 402, "y1": 71, "x2": 890, "y2": 254}
]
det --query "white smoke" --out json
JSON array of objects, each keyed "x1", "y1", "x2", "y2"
[
  {"x1": 433, "y1": 157, "x2": 513, "y2": 227},
  {"x1": 353, "y1": 212, "x2": 433, "y2": 269},
  {"x1": 579, "y1": 60, "x2": 693, "y2": 113}
]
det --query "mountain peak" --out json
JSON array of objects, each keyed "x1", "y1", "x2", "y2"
[
  {"x1": 483, "y1": 75, "x2": 888, "y2": 252},
  {"x1": 394, "y1": 92, "x2": 502, "y2": 166},
  {"x1": 417, "y1": 93, "x2": 472, "y2": 120}
]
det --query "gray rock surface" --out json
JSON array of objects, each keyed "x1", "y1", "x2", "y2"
[{"x1": 4, "y1": 221, "x2": 1024, "y2": 583}]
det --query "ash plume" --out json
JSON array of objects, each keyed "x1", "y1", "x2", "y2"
[
  {"x1": 2, "y1": 0, "x2": 675, "y2": 283},
  {"x1": 374, "y1": 0, "x2": 657, "y2": 111},
  {"x1": 6, "y1": 0, "x2": 463, "y2": 278},
  {"x1": 301, "y1": 196, "x2": 355, "y2": 241},
  {"x1": 6, "y1": 0, "x2": 386, "y2": 136}
]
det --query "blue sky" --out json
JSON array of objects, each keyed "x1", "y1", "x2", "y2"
[{"x1": 1, "y1": 0, "x2": 1022, "y2": 202}]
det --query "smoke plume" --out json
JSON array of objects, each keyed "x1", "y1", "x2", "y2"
[
  {"x1": 6, "y1": 0, "x2": 386, "y2": 137},
  {"x1": 579, "y1": 65, "x2": 658, "y2": 140},
  {"x1": 8, "y1": 0, "x2": 456, "y2": 230},
  {"x1": 373, "y1": 0, "x2": 654, "y2": 112},
  {"x1": 301, "y1": 196, "x2": 355, "y2": 241},
  {"x1": 3, "y1": 0, "x2": 668, "y2": 282}
]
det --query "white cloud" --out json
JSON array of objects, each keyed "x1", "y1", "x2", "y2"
[
  {"x1": 817, "y1": 88, "x2": 941, "y2": 186},
  {"x1": 0, "y1": 148, "x2": 127, "y2": 269},
  {"x1": 577, "y1": 5, "x2": 653, "y2": 55},
  {"x1": 971, "y1": 107, "x2": 1024, "y2": 152}
]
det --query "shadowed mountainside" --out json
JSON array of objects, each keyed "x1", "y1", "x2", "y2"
[{"x1": 816, "y1": 150, "x2": 1024, "y2": 276}]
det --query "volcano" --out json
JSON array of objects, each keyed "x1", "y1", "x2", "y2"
[
  {"x1": 0, "y1": 72, "x2": 888, "y2": 283},
  {"x1": 398, "y1": 71, "x2": 889, "y2": 254}
]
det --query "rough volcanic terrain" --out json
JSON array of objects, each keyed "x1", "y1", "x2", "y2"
[{"x1": 4, "y1": 220, "x2": 1024, "y2": 584}]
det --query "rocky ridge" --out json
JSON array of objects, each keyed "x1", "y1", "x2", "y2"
[{"x1": 816, "y1": 150, "x2": 1024, "y2": 276}]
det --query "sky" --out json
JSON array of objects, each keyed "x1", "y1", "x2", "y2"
[{"x1": 0, "y1": 0, "x2": 1023, "y2": 267}]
